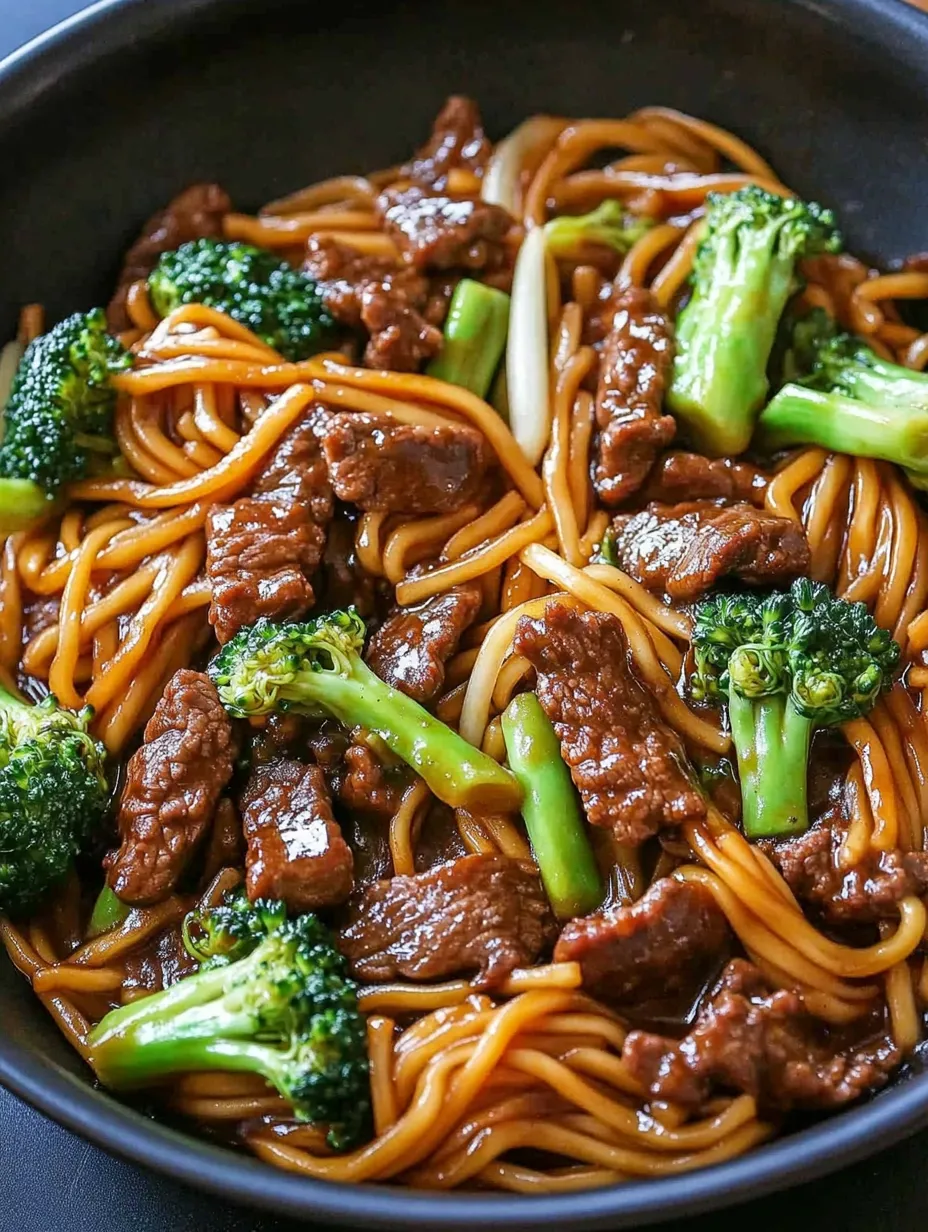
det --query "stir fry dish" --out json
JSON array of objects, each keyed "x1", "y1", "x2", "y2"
[{"x1": 2, "y1": 97, "x2": 928, "y2": 1193}]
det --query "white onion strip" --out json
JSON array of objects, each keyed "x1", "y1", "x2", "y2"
[
  {"x1": 481, "y1": 116, "x2": 565, "y2": 215},
  {"x1": 506, "y1": 226, "x2": 552, "y2": 466}
]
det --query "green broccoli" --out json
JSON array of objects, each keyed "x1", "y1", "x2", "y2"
[
  {"x1": 759, "y1": 331, "x2": 928, "y2": 482},
  {"x1": 86, "y1": 885, "x2": 131, "y2": 939},
  {"x1": 501, "y1": 692, "x2": 603, "y2": 919},
  {"x1": 426, "y1": 279, "x2": 510, "y2": 399},
  {"x1": 0, "y1": 310, "x2": 131, "y2": 532},
  {"x1": 767, "y1": 306, "x2": 837, "y2": 387},
  {"x1": 148, "y1": 239, "x2": 336, "y2": 361},
  {"x1": 544, "y1": 199, "x2": 654, "y2": 258},
  {"x1": 183, "y1": 891, "x2": 287, "y2": 968},
  {"x1": 209, "y1": 611, "x2": 520, "y2": 812},
  {"x1": 0, "y1": 685, "x2": 109, "y2": 916},
  {"x1": 691, "y1": 579, "x2": 899, "y2": 839},
  {"x1": 88, "y1": 893, "x2": 370, "y2": 1149},
  {"x1": 667, "y1": 186, "x2": 842, "y2": 456}
]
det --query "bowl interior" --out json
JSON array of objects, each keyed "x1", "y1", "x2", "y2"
[{"x1": 2, "y1": 0, "x2": 928, "y2": 1226}]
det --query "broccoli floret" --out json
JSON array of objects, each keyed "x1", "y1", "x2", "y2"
[
  {"x1": 691, "y1": 579, "x2": 899, "y2": 839},
  {"x1": 0, "y1": 310, "x2": 131, "y2": 531},
  {"x1": 149, "y1": 239, "x2": 336, "y2": 361},
  {"x1": 88, "y1": 895, "x2": 370, "y2": 1149},
  {"x1": 0, "y1": 685, "x2": 109, "y2": 916},
  {"x1": 209, "y1": 611, "x2": 520, "y2": 812},
  {"x1": 544, "y1": 200, "x2": 654, "y2": 258},
  {"x1": 183, "y1": 890, "x2": 287, "y2": 969},
  {"x1": 667, "y1": 186, "x2": 842, "y2": 456},
  {"x1": 759, "y1": 331, "x2": 928, "y2": 482},
  {"x1": 768, "y1": 306, "x2": 837, "y2": 387}
]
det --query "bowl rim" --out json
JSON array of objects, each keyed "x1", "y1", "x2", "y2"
[{"x1": 2, "y1": 0, "x2": 928, "y2": 1226}]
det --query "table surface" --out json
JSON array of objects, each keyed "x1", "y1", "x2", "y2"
[{"x1": 3, "y1": 1, "x2": 928, "y2": 1229}]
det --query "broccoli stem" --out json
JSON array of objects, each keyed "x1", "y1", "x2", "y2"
[
  {"x1": 758, "y1": 384, "x2": 928, "y2": 478},
  {"x1": 426, "y1": 279, "x2": 510, "y2": 399},
  {"x1": 86, "y1": 885, "x2": 130, "y2": 939},
  {"x1": 836, "y1": 361, "x2": 928, "y2": 412},
  {"x1": 294, "y1": 660, "x2": 521, "y2": 812},
  {"x1": 87, "y1": 955, "x2": 279, "y2": 1088},
  {"x1": 728, "y1": 690, "x2": 812, "y2": 839},
  {"x1": 0, "y1": 477, "x2": 57, "y2": 536},
  {"x1": 812, "y1": 343, "x2": 928, "y2": 412},
  {"x1": 71, "y1": 433, "x2": 119, "y2": 455},
  {"x1": 501, "y1": 693, "x2": 603, "y2": 918},
  {"x1": 669, "y1": 228, "x2": 794, "y2": 455}
]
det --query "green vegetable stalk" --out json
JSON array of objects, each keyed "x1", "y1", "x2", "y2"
[
  {"x1": 86, "y1": 885, "x2": 130, "y2": 939},
  {"x1": 426, "y1": 279, "x2": 510, "y2": 399},
  {"x1": 667, "y1": 186, "x2": 841, "y2": 456},
  {"x1": 501, "y1": 692, "x2": 603, "y2": 918},
  {"x1": 759, "y1": 331, "x2": 928, "y2": 482},
  {"x1": 691, "y1": 580, "x2": 899, "y2": 839},
  {"x1": 210, "y1": 611, "x2": 521, "y2": 812}
]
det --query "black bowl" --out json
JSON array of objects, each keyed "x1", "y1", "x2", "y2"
[{"x1": 2, "y1": 0, "x2": 928, "y2": 1226}]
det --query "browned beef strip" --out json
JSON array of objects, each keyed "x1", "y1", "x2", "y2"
[
  {"x1": 336, "y1": 742, "x2": 408, "y2": 821},
  {"x1": 366, "y1": 583, "x2": 482, "y2": 705},
  {"x1": 107, "y1": 670, "x2": 235, "y2": 904},
  {"x1": 240, "y1": 759, "x2": 353, "y2": 911},
  {"x1": 339, "y1": 854, "x2": 556, "y2": 988},
  {"x1": 361, "y1": 287, "x2": 444, "y2": 371},
  {"x1": 758, "y1": 809, "x2": 928, "y2": 924},
  {"x1": 107, "y1": 183, "x2": 231, "y2": 331},
  {"x1": 206, "y1": 497, "x2": 315, "y2": 639},
  {"x1": 304, "y1": 236, "x2": 442, "y2": 372},
  {"x1": 321, "y1": 412, "x2": 489, "y2": 514},
  {"x1": 378, "y1": 185, "x2": 512, "y2": 274},
  {"x1": 401, "y1": 96, "x2": 493, "y2": 190},
  {"x1": 623, "y1": 959, "x2": 900, "y2": 1111},
  {"x1": 255, "y1": 715, "x2": 404, "y2": 826},
  {"x1": 643, "y1": 451, "x2": 768, "y2": 506},
  {"x1": 593, "y1": 286, "x2": 676, "y2": 506},
  {"x1": 304, "y1": 237, "x2": 428, "y2": 326},
  {"x1": 250, "y1": 715, "x2": 403, "y2": 825},
  {"x1": 554, "y1": 878, "x2": 729, "y2": 1007},
  {"x1": 609, "y1": 500, "x2": 810, "y2": 601},
  {"x1": 206, "y1": 406, "x2": 332, "y2": 643},
  {"x1": 251, "y1": 403, "x2": 333, "y2": 518},
  {"x1": 514, "y1": 604, "x2": 705, "y2": 846},
  {"x1": 424, "y1": 274, "x2": 461, "y2": 326}
]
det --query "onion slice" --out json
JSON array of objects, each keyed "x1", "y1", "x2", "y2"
[
  {"x1": 481, "y1": 115, "x2": 566, "y2": 215},
  {"x1": 506, "y1": 226, "x2": 551, "y2": 467}
]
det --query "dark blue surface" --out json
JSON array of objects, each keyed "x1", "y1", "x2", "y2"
[{"x1": 1, "y1": 2, "x2": 928, "y2": 1229}]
